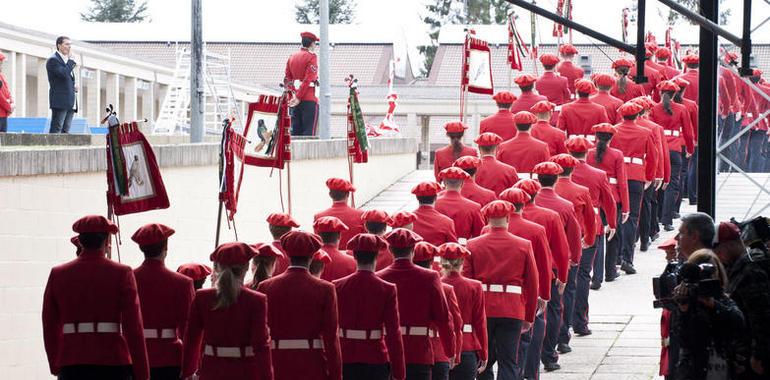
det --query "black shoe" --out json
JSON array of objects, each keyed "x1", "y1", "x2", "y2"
[
  {"x1": 605, "y1": 272, "x2": 620, "y2": 282},
  {"x1": 640, "y1": 240, "x2": 649, "y2": 252},
  {"x1": 590, "y1": 282, "x2": 601, "y2": 290},
  {"x1": 621, "y1": 262, "x2": 637, "y2": 274},
  {"x1": 574, "y1": 328, "x2": 592, "y2": 336},
  {"x1": 650, "y1": 232, "x2": 660, "y2": 242},
  {"x1": 673, "y1": 212, "x2": 681, "y2": 219},
  {"x1": 664, "y1": 224, "x2": 675, "y2": 232},
  {"x1": 557, "y1": 343, "x2": 572, "y2": 354},
  {"x1": 543, "y1": 362, "x2": 561, "y2": 372}
]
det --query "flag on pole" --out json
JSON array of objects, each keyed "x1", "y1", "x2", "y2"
[
  {"x1": 346, "y1": 75, "x2": 369, "y2": 164},
  {"x1": 462, "y1": 30, "x2": 494, "y2": 95},
  {"x1": 219, "y1": 119, "x2": 247, "y2": 221}
]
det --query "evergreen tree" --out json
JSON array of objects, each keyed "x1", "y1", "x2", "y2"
[
  {"x1": 295, "y1": 0, "x2": 356, "y2": 24},
  {"x1": 80, "y1": 0, "x2": 149, "y2": 23}
]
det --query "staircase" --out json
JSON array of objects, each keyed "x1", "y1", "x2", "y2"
[{"x1": 153, "y1": 47, "x2": 191, "y2": 134}]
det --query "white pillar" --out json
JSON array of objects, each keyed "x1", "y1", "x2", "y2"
[
  {"x1": 407, "y1": 113, "x2": 417, "y2": 138},
  {"x1": 123, "y1": 76, "x2": 137, "y2": 122},
  {"x1": 141, "y1": 80, "x2": 154, "y2": 133},
  {"x1": 14, "y1": 53, "x2": 26, "y2": 117},
  {"x1": 105, "y1": 72, "x2": 119, "y2": 116},
  {"x1": 36, "y1": 58, "x2": 48, "y2": 117},
  {"x1": 85, "y1": 68, "x2": 101, "y2": 126}
]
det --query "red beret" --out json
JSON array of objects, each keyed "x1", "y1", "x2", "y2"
[
  {"x1": 177, "y1": 263, "x2": 212, "y2": 280},
  {"x1": 657, "y1": 80, "x2": 680, "y2": 93},
  {"x1": 723, "y1": 51, "x2": 739, "y2": 64},
  {"x1": 672, "y1": 77, "x2": 690, "y2": 88},
  {"x1": 252, "y1": 242, "x2": 285, "y2": 258},
  {"x1": 530, "y1": 100, "x2": 556, "y2": 113},
  {"x1": 499, "y1": 187, "x2": 531, "y2": 204},
  {"x1": 361, "y1": 209, "x2": 390, "y2": 224},
  {"x1": 492, "y1": 91, "x2": 517, "y2": 104},
  {"x1": 439, "y1": 167, "x2": 471, "y2": 181},
  {"x1": 559, "y1": 44, "x2": 578, "y2": 55},
  {"x1": 612, "y1": 58, "x2": 634, "y2": 69},
  {"x1": 131, "y1": 223, "x2": 175, "y2": 246},
  {"x1": 658, "y1": 238, "x2": 677, "y2": 250},
  {"x1": 592, "y1": 73, "x2": 615, "y2": 87},
  {"x1": 481, "y1": 200, "x2": 514, "y2": 219},
  {"x1": 632, "y1": 96, "x2": 655, "y2": 110},
  {"x1": 716, "y1": 221, "x2": 741, "y2": 244},
  {"x1": 444, "y1": 121, "x2": 468, "y2": 133},
  {"x1": 753, "y1": 68, "x2": 763, "y2": 77},
  {"x1": 312, "y1": 250, "x2": 332, "y2": 264},
  {"x1": 439, "y1": 242, "x2": 470, "y2": 260},
  {"x1": 313, "y1": 216, "x2": 349, "y2": 233},
  {"x1": 514, "y1": 111, "x2": 538, "y2": 125},
  {"x1": 550, "y1": 153, "x2": 580, "y2": 168},
  {"x1": 592, "y1": 123, "x2": 617, "y2": 135},
  {"x1": 453, "y1": 155, "x2": 481, "y2": 169},
  {"x1": 326, "y1": 177, "x2": 356, "y2": 192},
  {"x1": 347, "y1": 233, "x2": 388, "y2": 252},
  {"x1": 384, "y1": 228, "x2": 423, "y2": 249},
  {"x1": 474, "y1": 132, "x2": 503, "y2": 146},
  {"x1": 565, "y1": 136, "x2": 593, "y2": 153},
  {"x1": 388, "y1": 211, "x2": 417, "y2": 228},
  {"x1": 266, "y1": 212, "x2": 300, "y2": 228},
  {"x1": 513, "y1": 178, "x2": 542, "y2": 195},
  {"x1": 618, "y1": 101, "x2": 644, "y2": 116},
  {"x1": 72, "y1": 215, "x2": 118, "y2": 234},
  {"x1": 655, "y1": 47, "x2": 672, "y2": 59},
  {"x1": 514, "y1": 74, "x2": 538, "y2": 87},
  {"x1": 533, "y1": 161, "x2": 564, "y2": 175},
  {"x1": 413, "y1": 242, "x2": 438, "y2": 262},
  {"x1": 301, "y1": 31, "x2": 319, "y2": 41},
  {"x1": 645, "y1": 42, "x2": 658, "y2": 54},
  {"x1": 210, "y1": 242, "x2": 257, "y2": 266},
  {"x1": 280, "y1": 230, "x2": 324, "y2": 257},
  {"x1": 682, "y1": 54, "x2": 700, "y2": 65},
  {"x1": 574, "y1": 79, "x2": 597, "y2": 94},
  {"x1": 539, "y1": 53, "x2": 560, "y2": 66},
  {"x1": 412, "y1": 181, "x2": 443, "y2": 197}
]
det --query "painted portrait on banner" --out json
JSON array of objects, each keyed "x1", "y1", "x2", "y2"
[
  {"x1": 121, "y1": 142, "x2": 156, "y2": 201},
  {"x1": 244, "y1": 110, "x2": 279, "y2": 161}
]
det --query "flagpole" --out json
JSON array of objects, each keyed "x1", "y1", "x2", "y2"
[{"x1": 214, "y1": 199, "x2": 224, "y2": 247}]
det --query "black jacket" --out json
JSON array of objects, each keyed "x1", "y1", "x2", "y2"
[
  {"x1": 46, "y1": 53, "x2": 77, "y2": 111},
  {"x1": 727, "y1": 248, "x2": 770, "y2": 370}
]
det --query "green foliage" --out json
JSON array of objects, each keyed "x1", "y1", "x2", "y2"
[
  {"x1": 295, "y1": 0, "x2": 356, "y2": 24},
  {"x1": 80, "y1": 0, "x2": 149, "y2": 23}
]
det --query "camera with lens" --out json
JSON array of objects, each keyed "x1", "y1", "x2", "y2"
[
  {"x1": 731, "y1": 216, "x2": 770, "y2": 251},
  {"x1": 653, "y1": 261, "x2": 683, "y2": 309},
  {"x1": 653, "y1": 262, "x2": 722, "y2": 309}
]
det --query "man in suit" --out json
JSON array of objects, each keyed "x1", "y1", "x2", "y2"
[{"x1": 47, "y1": 36, "x2": 78, "y2": 133}]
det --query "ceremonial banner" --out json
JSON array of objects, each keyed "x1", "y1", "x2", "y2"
[
  {"x1": 346, "y1": 77, "x2": 369, "y2": 163},
  {"x1": 462, "y1": 32, "x2": 494, "y2": 95},
  {"x1": 242, "y1": 94, "x2": 292, "y2": 168},
  {"x1": 106, "y1": 121, "x2": 170, "y2": 216},
  {"x1": 508, "y1": 14, "x2": 531, "y2": 71},
  {"x1": 219, "y1": 122, "x2": 247, "y2": 220}
]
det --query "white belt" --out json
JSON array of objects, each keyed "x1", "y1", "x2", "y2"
[
  {"x1": 663, "y1": 129, "x2": 681, "y2": 137},
  {"x1": 518, "y1": 172, "x2": 532, "y2": 179},
  {"x1": 570, "y1": 133, "x2": 595, "y2": 142},
  {"x1": 338, "y1": 328, "x2": 383, "y2": 340},
  {"x1": 270, "y1": 339, "x2": 324, "y2": 350},
  {"x1": 143, "y1": 328, "x2": 177, "y2": 339},
  {"x1": 429, "y1": 329, "x2": 439, "y2": 338},
  {"x1": 746, "y1": 112, "x2": 754, "y2": 118},
  {"x1": 462, "y1": 324, "x2": 473, "y2": 333},
  {"x1": 204, "y1": 344, "x2": 255, "y2": 358},
  {"x1": 400, "y1": 326, "x2": 430, "y2": 336},
  {"x1": 623, "y1": 157, "x2": 644, "y2": 165},
  {"x1": 433, "y1": 256, "x2": 441, "y2": 263},
  {"x1": 554, "y1": 105, "x2": 562, "y2": 112},
  {"x1": 593, "y1": 207, "x2": 600, "y2": 214},
  {"x1": 481, "y1": 284, "x2": 522, "y2": 294},
  {"x1": 609, "y1": 177, "x2": 618, "y2": 184},
  {"x1": 62, "y1": 322, "x2": 120, "y2": 334}
]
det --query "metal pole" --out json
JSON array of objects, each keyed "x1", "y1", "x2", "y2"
[
  {"x1": 190, "y1": 0, "x2": 204, "y2": 143},
  {"x1": 740, "y1": 0, "x2": 753, "y2": 76},
  {"x1": 318, "y1": 0, "x2": 331, "y2": 139},
  {"x1": 697, "y1": 0, "x2": 718, "y2": 217},
  {"x1": 634, "y1": 0, "x2": 648, "y2": 84}
]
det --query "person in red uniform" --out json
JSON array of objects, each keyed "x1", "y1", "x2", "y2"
[
  {"x1": 747, "y1": 70, "x2": 770, "y2": 172},
  {"x1": 496, "y1": 111, "x2": 551, "y2": 177},
  {"x1": 43, "y1": 215, "x2": 149, "y2": 380},
  {"x1": 672, "y1": 77, "x2": 700, "y2": 203},
  {"x1": 643, "y1": 44, "x2": 672, "y2": 84},
  {"x1": 247, "y1": 243, "x2": 285, "y2": 289},
  {"x1": 536, "y1": 53, "x2": 572, "y2": 113},
  {"x1": 675, "y1": 54, "x2": 701, "y2": 102},
  {"x1": 361, "y1": 209, "x2": 395, "y2": 270},
  {"x1": 315, "y1": 177, "x2": 365, "y2": 250},
  {"x1": 182, "y1": 242, "x2": 272, "y2": 380},
  {"x1": 628, "y1": 48, "x2": 663, "y2": 98},
  {"x1": 257, "y1": 231, "x2": 342, "y2": 380},
  {"x1": 0, "y1": 52, "x2": 14, "y2": 132},
  {"x1": 557, "y1": 79, "x2": 610, "y2": 140},
  {"x1": 438, "y1": 242, "x2": 488, "y2": 380},
  {"x1": 266, "y1": 212, "x2": 299, "y2": 275},
  {"x1": 411, "y1": 181, "x2": 458, "y2": 246},
  {"x1": 313, "y1": 216, "x2": 357, "y2": 282},
  {"x1": 610, "y1": 58, "x2": 646, "y2": 102},
  {"x1": 464, "y1": 200, "x2": 538, "y2": 380},
  {"x1": 530, "y1": 100, "x2": 568, "y2": 155},
  {"x1": 722, "y1": 52, "x2": 758, "y2": 170},
  {"x1": 451, "y1": 156, "x2": 497, "y2": 207},
  {"x1": 389, "y1": 211, "x2": 418, "y2": 230},
  {"x1": 591, "y1": 73, "x2": 624, "y2": 124},
  {"x1": 436, "y1": 167, "x2": 485, "y2": 240},
  {"x1": 511, "y1": 74, "x2": 548, "y2": 113},
  {"x1": 131, "y1": 224, "x2": 194, "y2": 380},
  {"x1": 480, "y1": 91, "x2": 518, "y2": 141},
  {"x1": 556, "y1": 44, "x2": 584, "y2": 96},
  {"x1": 334, "y1": 233, "x2": 405, "y2": 380},
  {"x1": 434, "y1": 121, "x2": 479, "y2": 181},
  {"x1": 310, "y1": 247, "x2": 333, "y2": 278},
  {"x1": 285, "y1": 31, "x2": 320, "y2": 136},
  {"x1": 377, "y1": 228, "x2": 455, "y2": 380},
  {"x1": 474, "y1": 132, "x2": 520, "y2": 195},
  {"x1": 177, "y1": 263, "x2": 212, "y2": 290},
  {"x1": 654, "y1": 47, "x2": 681, "y2": 80}
]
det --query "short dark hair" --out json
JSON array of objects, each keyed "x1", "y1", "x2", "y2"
[
  {"x1": 519, "y1": 84, "x2": 534, "y2": 92},
  {"x1": 571, "y1": 152, "x2": 586, "y2": 159},
  {"x1": 365, "y1": 221, "x2": 387, "y2": 235},
  {"x1": 577, "y1": 91, "x2": 590, "y2": 98},
  {"x1": 686, "y1": 63, "x2": 699, "y2": 69},
  {"x1": 444, "y1": 179, "x2": 462, "y2": 188},
  {"x1": 479, "y1": 145, "x2": 495, "y2": 154},
  {"x1": 318, "y1": 231, "x2": 340, "y2": 244},
  {"x1": 78, "y1": 232, "x2": 108, "y2": 250},
  {"x1": 301, "y1": 36, "x2": 315, "y2": 48},
  {"x1": 390, "y1": 246, "x2": 413, "y2": 258},
  {"x1": 496, "y1": 102, "x2": 513, "y2": 109},
  {"x1": 139, "y1": 240, "x2": 167, "y2": 259},
  {"x1": 269, "y1": 225, "x2": 292, "y2": 240},
  {"x1": 537, "y1": 174, "x2": 558, "y2": 187},
  {"x1": 413, "y1": 260, "x2": 431, "y2": 269},
  {"x1": 447, "y1": 131, "x2": 464, "y2": 139},
  {"x1": 462, "y1": 168, "x2": 477, "y2": 177},
  {"x1": 353, "y1": 251, "x2": 377, "y2": 265},
  {"x1": 192, "y1": 279, "x2": 205, "y2": 290},
  {"x1": 597, "y1": 85, "x2": 612, "y2": 91},
  {"x1": 561, "y1": 167, "x2": 574, "y2": 176},
  {"x1": 681, "y1": 212, "x2": 716, "y2": 248},
  {"x1": 417, "y1": 195, "x2": 437, "y2": 205},
  {"x1": 56, "y1": 36, "x2": 70, "y2": 48},
  {"x1": 543, "y1": 64, "x2": 556, "y2": 70},
  {"x1": 329, "y1": 190, "x2": 349, "y2": 202},
  {"x1": 622, "y1": 113, "x2": 638, "y2": 120},
  {"x1": 290, "y1": 256, "x2": 312, "y2": 267},
  {"x1": 309, "y1": 260, "x2": 324, "y2": 275},
  {"x1": 515, "y1": 123, "x2": 531, "y2": 131}
]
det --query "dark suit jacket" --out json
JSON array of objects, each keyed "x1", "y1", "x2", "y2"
[{"x1": 46, "y1": 53, "x2": 77, "y2": 111}]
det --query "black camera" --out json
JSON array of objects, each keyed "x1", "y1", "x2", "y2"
[
  {"x1": 653, "y1": 262, "x2": 722, "y2": 309},
  {"x1": 653, "y1": 261, "x2": 683, "y2": 309},
  {"x1": 731, "y1": 216, "x2": 770, "y2": 250}
]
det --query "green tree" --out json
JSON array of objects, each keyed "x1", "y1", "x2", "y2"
[
  {"x1": 80, "y1": 0, "x2": 149, "y2": 23},
  {"x1": 295, "y1": 0, "x2": 356, "y2": 24}
]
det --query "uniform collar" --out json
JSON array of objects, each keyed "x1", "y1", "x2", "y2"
[
  {"x1": 557, "y1": 176, "x2": 574, "y2": 185},
  {"x1": 287, "y1": 266, "x2": 310, "y2": 273},
  {"x1": 488, "y1": 226, "x2": 508, "y2": 233},
  {"x1": 481, "y1": 154, "x2": 497, "y2": 160},
  {"x1": 332, "y1": 201, "x2": 350, "y2": 207},
  {"x1": 509, "y1": 212, "x2": 523, "y2": 220},
  {"x1": 443, "y1": 189, "x2": 462, "y2": 197},
  {"x1": 417, "y1": 204, "x2": 435, "y2": 210},
  {"x1": 446, "y1": 271, "x2": 462, "y2": 279},
  {"x1": 141, "y1": 258, "x2": 165, "y2": 267},
  {"x1": 496, "y1": 109, "x2": 512, "y2": 115},
  {"x1": 78, "y1": 249, "x2": 107, "y2": 259},
  {"x1": 575, "y1": 97, "x2": 591, "y2": 103},
  {"x1": 322, "y1": 243, "x2": 340, "y2": 250},
  {"x1": 542, "y1": 71, "x2": 556, "y2": 77}
]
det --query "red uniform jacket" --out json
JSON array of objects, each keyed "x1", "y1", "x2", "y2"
[
  {"x1": 435, "y1": 190, "x2": 485, "y2": 239},
  {"x1": 315, "y1": 202, "x2": 366, "y2": 250},
  {"x1": 590, "y1": 91, "x2": 624, "y2": 124},
  {"x1": 434, "y1": 145, "x2": 479, "y2": 181},
  {"x1": 531, "y1": 120, "x2": 568, "y2": 156},
  {"x1": 675, "y1": 69, "x2": 700, "y2": 103},
  {"x1": 555, "y1": 177, "x2": 597, "y2": 247},
  {"x1": 134, "y1": 260, "x2": 195, "y2": 368},
  {"x1": 637, "y1": 117, "x2": 671, "y2": 183},
  {"x1": 333, "y1": 270, "x2": 405, "y2": 379},
  {"x1": 377, "y1": 259, "x2": 455, "y2": 365},
  {"x1": 464, "y1": 227, "x2": 539, "y2": 322},
  {"x1": 586, "y1": 146, "x2": 631, "y2": 213},
  {"x1": 0, "y1": 73, "x2": 12, "y2": 117},
  {"x1": 319, "y1": 244, "x2": 357, "y2": 282},
  {"x1": 720, "y1": 67, "x2": 741, "y2": 114},
  {"x1": 480, "y1": 110, "x2": 518, "y2": 141},
  {"x1": 475, "y1": 155, "x2": 520, "y2": 196},
  {"x1": 413, "y1": 205, "x2": 458, "y2": 246},
  {"x1": 610, "y1": 79, "x2": 646, "y2": 102},
  {"x1": 536, "y1": 188, "x2": 583, "y2": 264},
  {"x1": 557, "y1": 98, "x2": 610, "y2": 137},
  {"x1": 458, "y1": 178, "x2": 497, "y2": 207},
  {"x1": 650, "y1": 102, "x2": 695, "y2": 154},
  {"x1": 536, "y1": 71, "x2": 572, "y2": 105},
  {"x1": 496, "y1": 132, "x2": 551, "y2": 174},
  {"x1": 258, "y1": 268, "x2": 342, "y2": 380},
  {"x1": 375, "y1": 244, "x2": 394, "y2": 271},
  {"x1": 42, "y1": 250, "x2": 149, "y2": 379},
  {"x1": 511, "y1": 91, "x2": 548, "y2": 114},
  {"x1": 572, "y1": 161, "x2": 618, "y2": 232},
  {"x1": 441, "y1": 272, "x2": 488, "y2": 361},
  {"x1": 182, "y1": 288, "x2": 272, "y2": 380},
  {"x1": 612, "y1": 120, "x2": 660, "y2": 182},
  {"x1": 556, "y1": 61, "x2": 584, "y2": 94},
  {"x1": 522, "y1": 202, "x2": 570, "y2": 283},
  {"x1": 680, "y1": 98, "x2": 699, "y2": 141},
  {"x1": 272, "y1": 241, "x2": 290, "y2": 275},
  {"x1": 718, "y1": 74, "x2": 734, "y2": 118},
  {"x1": 285, "y1": 49, "x2": 318, "y2": 102},
  {"x1": 505, "y1": 213, "x2": 553, "y2": 301},
  {"x1": 431, "y1": 284, "x2": 463, "y2": 363},
  {"x1": 658, "y1": 63, "x2": 681, "y2": 81},
  {"x1": 629, "y1": 64, "x2": 662, "y2": 97}
]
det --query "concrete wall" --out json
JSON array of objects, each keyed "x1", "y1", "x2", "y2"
[{"x1": 0, "y1": 137, "x2": 416, "y2": 378}]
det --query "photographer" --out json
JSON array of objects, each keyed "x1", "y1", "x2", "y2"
[{"x1": 672, "y1": 249, "x2": 747, "y2": 380}]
